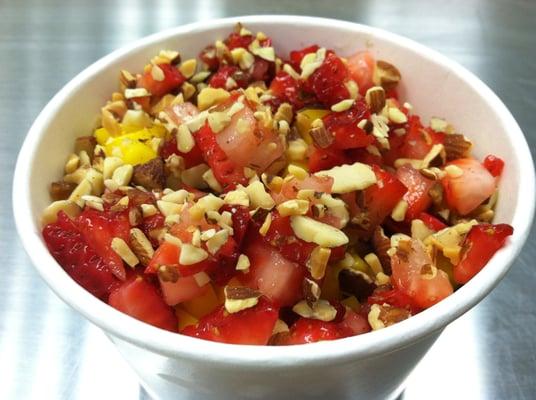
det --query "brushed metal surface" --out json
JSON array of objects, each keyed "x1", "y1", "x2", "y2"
[{"x1": 1, "y1": 0, "x2": 535, "y2": 399}]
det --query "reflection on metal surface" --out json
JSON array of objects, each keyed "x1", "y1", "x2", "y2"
[{"x1": 1, "y1": 0, "x2": 535, "y2": 399}]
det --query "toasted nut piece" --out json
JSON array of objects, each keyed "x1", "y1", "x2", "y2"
[
  {"x1": 374, "y1": 60, "x2": 401, "y2": 90},
  {"x1": 315, "y1": 162, "x2": 377, "y2": 193},
  {"x1": 122, "y1": 109, "x2": 152, "y2": 128},
  {"x1": 368, "y1": 304, "x2": 386, "y2": 330},
  {"x1": 235, "y1": 254, "x2": 250, "y2": 272},
  {"x1": 430, "y1": 117, "x2": 448, "y2": 132},
  {"x1": 177, "y1": 124, "x2": 195, "y2": 153},
  {"x1": 85, "y1": 168, "x2": 104, "y2": 196},
  {"x1": 372, "y1": 227, "x2": 392, "y2": 274},
  {"x1": 300, "y1": 48, "x2": 326, "y2": 79},
  {"x1": 345, "y1": 79, "x2": 359, "y2": 99},
  {"x1": 129, "y1": 228, "x2": 155, "y2": 266},
  {"x1": 181, "y1": 82, "x2": 196, "y2": 100},
  {"x1": 309, "y1": 120, "x2": 334, "y2": 149},
  {"x1": 223, "y1": 188, "x2": 250, "y2": 206},
  {"x1": 331, "y1": 99, "x2": 354, "y2": 112},
  {"x1": 443, "y1": 134, "x2": 472, "y2": 160},
  {"x1": 387, "y1": 107, "x2": 408, "y2": 124},
  {"x1": 101, "y1": 108, "x2": 121, "y2": 136},
  {"x1": 206, "y1": 229, "x2": 229, "y2": 255},
  {"x1": 159, "y1": 50, "x2": 181, "y2": 64},
  {"x1": 64, "y1": 153, "x2": 80, "y2": 174},
  {"x1": 224, "y1": 286, "x2": 261, "y2": 314},
  {"x1": 150, "y1": 64, "x2": 165, "y2": 81},
  {"x1": 259, "y1": 212, "x2": 272, "y2": 236},
  {"x1": 274, "y1": 103, "x2": 293, "y2": 123},
  {"x1": 307, "y1": 246, "x2": 332, "y2": 280},
  {"x1": 291, "y1": 216, "x2": 348, "y2": 248},
  {"x1": 445, "y1": 164, "x2": 464, "y2": 178},
  {"x1": 124, "y1": 88, "x2": 151, "y2": 99},
  {"x1": 41, "y1": 200, "x2": 82, "y2": 226},
  {"x1": 200, "y1": 228, "x2": 216, "y2": 241},
  {"x1": 411, "y1": 219, "x2": 434, "y2": 241},
  {"x1": 277, "y1": 199, "x2": 310, "y2": 217},
  {"x1": 68, "y1": 179, "x2": 92, "y2": 207},
  {"x1": 103, "y1": 157, "x2": 124, "y2": 180},
  {"x1": 128, "y1": 206, "x2": 142, "y2": 226},
  {"x1": 303, "y1": 278, "x2": 321, "y2": 306},
  {"x1": 141, "y1": 203, "x2": 158, "y2": 218},
  {"x1": 111, "y1": 237, "x2": 139, "y2": 267},
  {"x1": 179, "y1": 59, "x2": 197, "y2": 79},
  {"x1": 158, "y1": 265, "x2": 180, "y2": 283},
  {"x1": 179, "y1": 243, "x2": 208, "y2": 265},
  {"x1": 286, "y1": 138, "x2": 308, "y2": 162},
  {"x1": 287, "y1": 164, "x2": 308, "y2": 180},
  {"x1": 338, "y1": 268, "x2": 376, "y2": 302},
  {"x1": 111, "y1": 164, "x2": 133, "y2": 187},
  {"x1": 292, "y1": 299, "x2": 337, "y2": 322},
  {"x1": 364, "y1": 253, "x2": 384, "y2": 275},
  {"x1": 365, "y1": 86, "x2": 386, "y2": 114},
  {"x1": 120, "y1": 70, "x2": 137, "y2": 89},
  {"x1": 81, "y1": 195, "x2": 104, "y2": 211},
  {"x1": 74, "y1": 136, "x2": 97, "y2": 160},
  {"x1": 49, "y1": 181, "x2": 77, "y2": 201},
  {"x1": 245, "y1": 181, "x2": 275, "y2": 209},
  {"x1": 197, "y1": 87, "x2": 230, "y2": 111},
  {"x1": 368, "y1": 303, "x2": 411, "y2": 330},
  {"x1": 420, "y1": 167, "x2": 446, "y2": 180},
  {"x1": 391, "y1": 199, "x2": 408, "y2": 222},
  {"x1": 156, "y1": 200, "x2": 182, "y2": 217},
  {"x1": 207, "y1": 111, "x2": 232, "y2": 133},
  {"x1": 272, "y1": 319, "x2": 289, "y2": 335}
]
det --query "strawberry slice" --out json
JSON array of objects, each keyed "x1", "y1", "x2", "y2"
[
  {"x1": 195, "y1": 122, "x2": 247, "y2": 188},
  {"x1": 396, "y1": 164, "x2": 435, "y2": 221},
  {"x1": 139, "y1": 63, "x2": 185, "y2": 97},
  {"x1": 109, "y1": 276, "x2": 178, "y2": 331},
  {"x1": 308, "y1": 52, "x2": 350, "y2": 107},
  {"x1": 279, "y1": 318, "x2": 342, "y2": 345},
  {"x1": 42, "y1": 212, "x2": 121, "y2": 301},
  {"x1": 182, "y1": 298, "x2": 278, "y2": 345}
]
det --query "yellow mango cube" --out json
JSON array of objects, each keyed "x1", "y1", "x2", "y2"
[
  {"x1": 176, "y1": 307, "x2": 199, "y2": 331},
  {"x1": 181, "y1": 284, "x2": 221, "y2": 319}
]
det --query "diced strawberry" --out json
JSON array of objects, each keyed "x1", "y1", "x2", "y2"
[
  {"x1": 337, "y1": 309, "x2": 371, "y2": 337},
  {"x1": 139, "y1": 64, "x2": 185, "y2": 97},
  {"x1": 391, "y1": 239, "x2": 453, "y2": 309},
  {"x1": 280, "y1": 318, "x2": 342, "y2": 345},
  {"x1": 322, "y1": 101, "x2": 374, "y2": 149},
  {"x1": 250, "y1": 58, "x2": 274, "y2": 83},
  {"x1": 220, "y1": 204, "x2": 251, "y2": 246},
  {"x1": 241, "y1": 239, "x2": 306, "y2": 307},
  {"x1": 199, "y1": 45, "x2": 219, "y2": 71},
  {"x1": 308, "y1": 146, "x2": 350, "y2": 173},
  {"x1": 418, "y1": 212, "x2": 447, "y2": 231},
  {"x1": 367, "y1": 286, "x2": 421, "y2": 314},
  {"x1": 482, "y1": 154, "x2": 505, "y2": 177},
  {"x1": 146, "y1": 241, "x2": 180, "y2": 274},
  {"x1": 453, "y1": 223, "x2": 513, "y2": 284},
  {"x1": 159, "y1": 273, "x2": 210, "y2": 306},
  {"x1": 209, "y1": 65, "x2": 249, "y2": 89},
  {"x1": 109, "y1": 276, "x2": 178, "y2": 331},
  {"x1": 160, "y1": 136, "x2": 205, "y2": 168},
  {"x1": 42, "y1": 212, "x2": 121, "y2": 301},
  {"x1": 225, "y1": 32, "x2": 254, "y2": 50},
  {"x1": 289, "y1": 45, "x2": 319, "y2": 71},
  {"x1": 441, "y1": 158, "x2": 496, "y2": 216},
  {"x1": 308, "y1": 52, "x2": 350, "y2": 107},
  {"x1": 269, "y1": 72, "x2": 304, "y2": 109},
  {"x1": 195, "y1": 122, "x2": 248, "y2": 188},
  {"x1": 346, "y1": 51, "x2": 375, "y2": 95},
  {"x1": 396, "y1": 164, "x2": 435, "y2": 221},
  {"x1": 182, "y1": 298, "x2": 279, "y2": 345},
  {"x1": 77, "y1": 208, "x2": 130, "y2": 280}
]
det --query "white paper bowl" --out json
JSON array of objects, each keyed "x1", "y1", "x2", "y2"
[{"x1": 13, "y1": 15, "x2": 535, "y2": 400}]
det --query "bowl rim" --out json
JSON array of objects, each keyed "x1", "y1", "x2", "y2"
[{"x1": 13, "y1": 15, "x2": 535, "y2": 368}]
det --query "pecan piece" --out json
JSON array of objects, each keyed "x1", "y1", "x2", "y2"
[
  {"x1": 338, "y1": 268, "x2": 377, "y2": 302},
  {"x1": 49, "y1": 181, "x2": 77, "y2": 201},
  {"x1": 132, "y1": 158, "x2": 165, "y2": 191}
]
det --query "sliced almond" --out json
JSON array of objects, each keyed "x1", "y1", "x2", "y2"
[
  {"x1": 179, "y1": 243, "x2": 208, "y2": 265},
  {"x1": 374, "y1": 60, "x2": 401, "y2": 90},
  {"x1": 309, "y1": 120, "x2": 334, "y2": 149},
  {"x1": 307, "y1": 246, "x2": 332, "y2": 280},
  {"x1": 331, "y1": 99, "x2": 354, "y2": 112},
  {"x1": 292, "y1": 299, "x2": 337, "y2": 322},
  {"x1": 276, "y1": 199, "x2": 309, "y2": 217},
  {"x1": 291, "y1": 216, "x2": 348, "y2": 248},
  {"x1": 111, "y1": 237, "x2": 139, "y2": 267},
  {"x1": 112, "y1": 164, "x2": 133, "y2": 186},
  {"x1": 245, "y1": 181, "x2": 275, "y2": 209},
  {"x1": 150, "y1": 64, "x2": 165, "y2": 81},
  {"x1": 224, "y1": 286, "x2": 261, "y2": 314},
  {"x1": 181, "y1": 82, "x2": 196, "y2": 101},
  {"x1": 206, "y1": 229, "x2": 229, "y2": 255},
  {"x1": 197, "y1": 87, "x2": 230, "y2": 111},
  {"x1": 176, "y1": 124, "x2": 195, "y2": 153},
  {"x1": 129, "y1": 228, "x2": 155, "y2": 266},
  {"x1": 235, "y1": 254, "x2": 250, "y2": 272},
  {"x1": 365, "y1": 86, "x2": 386, "y2": 114},
  {"x1": 41, "y1": 200, "x2": 82, "y2": 226},
  {"x1": 391, "y1": 199, "x2": 408, "y2": 222},
  {"x1": 68, "y1": 179, "x2": 92, "y2": 207},
  {"x1": 181, "y1": 163, "x2": 210, "y2": 189},
  {"x1": 141, "y1": 203, "x2": 158, "y2": 218},
  {"x1": 315, "y1": 162, "x2": 377, "y2": 193},
  {"x1": 179, "y1": 58, "x2": 197, "y2": 79}
]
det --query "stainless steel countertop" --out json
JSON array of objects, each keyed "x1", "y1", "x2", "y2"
[{"x1": 1, "y1": 1, "x2": 535, "y2": 399}]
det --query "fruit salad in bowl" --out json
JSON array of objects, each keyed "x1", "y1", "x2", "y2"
[{"x1": 40, "y1": 23, "x2": 514, "y2": 346}]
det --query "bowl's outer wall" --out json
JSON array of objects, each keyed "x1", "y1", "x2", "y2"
[
  {"x1": 109, "y1": 331, "x2": 442, "y2": 400},
  {"x1": 14, "y1": 16, "x2": 534, "y2": 400}
]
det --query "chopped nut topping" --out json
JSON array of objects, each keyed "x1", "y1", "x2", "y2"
[
  {"x1": 158, "y1": 265, "x2": 180, "y2": 283},
  {"x1": 292, "y1": 299, "x2": 337, "y2": 322},
  {"x1": 235, "y1": 254, "x2": 251, "y2": 272},
  {"x1": 197, "y1": 87, "x2": 230, "y2": 111},
  {"x1": 245, "y1": 181, "x2": 275, "y2": 209},
  {"x1": 224, "y1": 286, "x2": 262, "y2": 314},
  {"x1": 364, "y1": 253, "x2": 384, "y2": 275},
  {"x1": 179, "y1": 243, "x2": 208, "y2": 265},
  {"x1": 41, "y1": 200, "x2": 81, "y2": 226},
  {"x1": 372, "y1": 227, "x2": 392, "y2": 275},
  {"x1": 176, "y1": 124, "x2": 195, "y2": 153},
  {"x1": 374, "y1": 60, "x2": 401, "y2": 90},
  {"x1": 287, "y1": 164, "x2": 308, "y2": 180},
  {"x1": 307, "y1": 246, "x2": 332, "y2": 280},
  {"x1": 443, "y1": 134, "x2": 472, "y2": 160},
  {"x1": 391, "y1": 199, "x2": 408, "y2": 222},
  {"x1": 430, "y1": 117, "x2": 448, "y2": 132},
  {"x1": 259, "y1": 212, "x2": 272, "y2": 236},
  {"x1": 387, "y1": 107, "x2": 408, "y2": 124},
  {"x1": 120, "y1": 70, "x2": 137, "y2": 89},
  {"x1": 315, "y1": 162, "x2": 377, "y2": 193},
  {"x1": 111, "y1": 237, "x2": 139, "y2": 267},
  {"x1": 124, "y1": 88, "x2": 151, "y2": 99},
  {"x1": 411, "y1": 219, "x2": 434, "y2": 241},
  {"x1": 207, "y1": 111, "x2": 232, "y2": 133},
  {"x1": 141, "y1": 203, "x2": 158, "y2": 218},
  {"x1": 202, "y1": 168, "x2": 223, "y2": 193},
  {"x1": 309, "y1": 120, "x2": 334, "y2": 149},
  {"x1": 274, "y1": 103, "x2": 293, "y2": 123},
  {"x1": 49, "y1": 181, "x2": 77, "y2": 201},
  {"x1": 164, "y1": 232, "x2": 183, "y2": 248},
  {"x1": 369, "y1": 303, "x2": 411, "y2": 330},
  {"x1": 158, "y1": 50, "x2": 181, "y2": 65},
  {"x1": 291, "y1": 216, "x2": 348, "y2": 248},
  {"x1": 181, "y1": 82, "x2": 196, "y2": 100},
  {"x1": 161, "y1": 189, "x2": 189, "y2": 204},
  {"x1": 303, "y1": 278, "x2": 321, "y2": 306},
  {"x1": 331, "y1": 99, "x2": 354, "y2": 112},
  {"x1": 445, "y1": 164, "x2": 464, "y2": 178},
  {"x1": 179, "y1": 58, "x2": 197, "y2": 79},
  {"x1": 68, "y1": 179, "x2": 92, "y2": 207},
  {"x1": 129, "y1": 228, "x2": 155, "y2": 266},
  {"x1": 111, "y1": 164, "x2": 133, "y2": 187},
  {"x1": 206, "y1": 229, "x2": 229, "y2": 255},
  {"x1": 128, "y1": 206, "x2": 142, "y2": 225},
  {"x1": 156, "y1": 200, "x2": 183, "y2": 217},
  {"x1": 181, "y1": 163, "x2": 210, "y2": 189},
  {"x1": 365, "y1": 86, "x2": 386, "y2": 114},
  {"x1": 277, "y1": 199, "x2": 310, "y2": 217},
  {"x1": 150, "y1": 64, "x2": 165, "y2": 81},
  {"x1": 223, "y1": 188, "x2": 250, "y2": 206}
]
